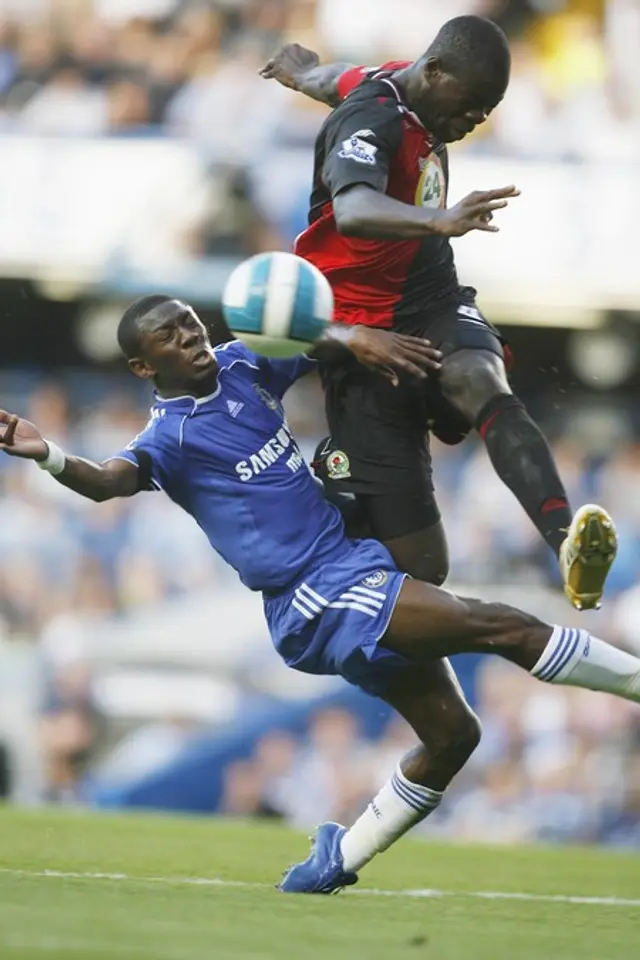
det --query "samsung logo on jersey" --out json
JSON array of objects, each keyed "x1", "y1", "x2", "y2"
[{"x1": 235, "y1": 426, "x2": 304, "y2": 481}]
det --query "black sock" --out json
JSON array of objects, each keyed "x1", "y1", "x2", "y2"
[{"x1": 476, "y1": 394, "x2": 572, "y2": 556}]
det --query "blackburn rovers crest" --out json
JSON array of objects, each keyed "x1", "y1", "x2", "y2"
[{"x1": 326, "y1": 450, "x2": 351, "y2": 480}]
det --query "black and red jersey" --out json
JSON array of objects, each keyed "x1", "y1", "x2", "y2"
[{"x1": 294, "y1": 63, "x2": 472, "y2": 329}]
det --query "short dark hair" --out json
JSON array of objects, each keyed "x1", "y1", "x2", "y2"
[
  {"x1": 427, "y1": 16, "x2": 510, "y2": 86},
  {"x1": 117, "y1": 294, "x2": 172, "y2": 358}
]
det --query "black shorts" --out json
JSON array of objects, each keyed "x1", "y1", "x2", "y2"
[{"x1": 321, "y1": 301, "x2": 504, "y2": 540}]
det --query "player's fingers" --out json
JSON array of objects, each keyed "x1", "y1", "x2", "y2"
[
  {"x1": 2, "y1": 415, "x2": 18, "y2": 445},
  {"x1": 0, "y1": 409, "x2": 12, "y2": 423},
  {"x1": 471, "y1": 220, "x2": 500, "y2": 233},
  {"x1": 367, "y1": 363, "x2": 399, "y2": 386},
  {"x1": 393, "y1": 334, "x2": 442, "y2": 356},
  {"x1": 383, "y1": 367, "x2": 400, "y2": 387},
  {"x1": 389, "y1": 354, "x2": 428, "y2": 379},
  {"x1": 472, "y1": 185, "x2": 520, "y2": 201},
  {"x1": 411, "y1": 354, "x2": 442, "y2": 371},
  {"x1": 393, "y1": 337, "x2": 442, "y2": 364},
  {"x1": 397, "y1": 346, "x2": 441, "y2": 371},
  {"x1": 469, "y1": 200, "x2": 508, "y2": 216},
  {"x1": 395, "y1": 348, "x2": 441, "y2": 367}
]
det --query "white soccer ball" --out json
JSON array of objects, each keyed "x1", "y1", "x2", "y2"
[{"x1": 222, "y1": 251, "x2": 334, "y2": 345}]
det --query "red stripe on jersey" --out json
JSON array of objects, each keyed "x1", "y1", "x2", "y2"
[
  {"x1": 295, "y1": 206, "x2": 420, "y2": 328},
  {"x1": 336, "y1": 61, "x2": 412, "y2": 101}
]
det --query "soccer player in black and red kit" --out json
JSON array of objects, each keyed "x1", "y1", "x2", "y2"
[{"x1": 261, "y1": 15, "x2": 617, "y2": 612}]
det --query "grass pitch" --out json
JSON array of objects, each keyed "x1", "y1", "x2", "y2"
[{"x1": 0, "y1": 808, "x2": 638, "y2": 959}]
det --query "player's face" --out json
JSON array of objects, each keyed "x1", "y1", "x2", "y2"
[
  {"x1": 420, "y1": 60, "x2": 506, "y2": 143},
  {"x1": 130, "y1": 300, "x2": 217, "y2": 392}
]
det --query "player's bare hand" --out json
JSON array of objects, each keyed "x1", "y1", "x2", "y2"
[
  {"x1": 259, "y1": 43, "x2": 320, "y2": 90},
  {"x1": 0, "y1": 409, "x2": 48, "y2": 460},
  {"x1": 434, "y1": 185, "x2": 520, "y2": 237},
  {"x1": 349, "y1": 327, "x2": 442, "y2": 385}
]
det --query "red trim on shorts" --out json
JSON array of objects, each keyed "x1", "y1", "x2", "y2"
[
  {"x1": 541, "y1": 497, "x2": 569, "y2": 514},
  {"x1": 478, "y1": 411, "x2": 500, "y2": 440}
]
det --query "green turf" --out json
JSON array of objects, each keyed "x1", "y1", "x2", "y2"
[{"x1": 0, "y1": 808, "x2": 638, "y2": 959}]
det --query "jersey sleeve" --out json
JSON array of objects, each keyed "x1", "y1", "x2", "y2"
[
  {"x1": 336, "y1": 66, "x2": 375, "y2": 100},
  {"x1": 257, "y1": 354, "x2": 319, "y2": 399},
  {"x1": 216, "y1": 339, "x2": 318, "y2": 399},
  {"x1": 322, "y1": 96, "x2": 403, "y2": 198},
  {"x1": 106, "y1": 418, "x2": 174, "y2": 493},
  {"x1": 336, "y1": 61, "x2": 411, "y2": 101}
]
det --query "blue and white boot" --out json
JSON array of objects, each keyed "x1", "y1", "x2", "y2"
[{"x1": 278, "y1": 822, "x2": 359, "y2": 894}]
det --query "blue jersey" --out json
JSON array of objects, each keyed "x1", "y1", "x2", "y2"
[{"x1": 113, "y1": 341, "x2": 346, "y2": 593}]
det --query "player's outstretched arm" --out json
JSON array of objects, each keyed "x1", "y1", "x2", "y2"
[
  {"x1": 311, "y1": 325, "x2": 442, "y2": 384},
  {"x1": 0, "y1": 410, "x2": 139, "y2": 502},
  {"x1": 334, "y1": 184, "x2": 520, "y2": 240},
  {"x1": 259, "y1": 43, "x2": 353, "y2": 107}
]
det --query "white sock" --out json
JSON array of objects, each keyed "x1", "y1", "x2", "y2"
[
  {"x1": 531, "y1": 625, "x2": 640, "y2": 701},
  {"x1": 340, "y1": 765, "x2": 443, "y2": 873}
]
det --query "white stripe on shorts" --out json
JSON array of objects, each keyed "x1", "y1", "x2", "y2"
[
  {"x1": 294, "y1": 590, "x2": 323, "y2": 615},
  {"x1": 292, "y1": 598, "x2": 316, "y2": 620},
  {"x1": 349, "y1": 585, "x2": 387, "y2": 600},
  {"x1": 297, "y1": 583, "x2": 329, "y2": 608},
  {"x1": 292, "y1": 582, "x2": 330, "y2": 620},
  {"x1": 329, "y1": 601, "x2": 378, "y2": 618},
  {"x1": 338, "y1": 592, "x2": 383, "y2": 610}
]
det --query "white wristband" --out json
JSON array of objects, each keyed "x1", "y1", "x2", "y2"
[{"x1": 37, "y1": 440, "x2": 66, "y2": 476}]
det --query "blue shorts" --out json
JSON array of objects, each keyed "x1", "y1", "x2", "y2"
[{"x1": 264, "y1": 538, "x2": 410, "y2": 697}]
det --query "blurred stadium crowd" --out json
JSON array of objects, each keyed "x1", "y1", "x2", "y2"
[
  {"x1": 0, "y1": 0, "x2": 639, "y2": 161},
  {"x1": 0, "y1": 0, "x2": 639, "y2": 847},
  {"x1": 221, "y1": 691, "x2": 640, "y2": 847},
  {"x1": 1, "y1": 371, "x2": 639, "y2": 845},
  {"x1": 0, "y1": 0, "x2": 639, "y2": 258},
  {"x1": 0, "y1": 0, "x2": 640, "y2": 163}
]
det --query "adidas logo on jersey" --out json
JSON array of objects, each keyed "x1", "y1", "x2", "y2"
[{"x1": 226, "y1": 399, "x2": 244, "y2": 418}]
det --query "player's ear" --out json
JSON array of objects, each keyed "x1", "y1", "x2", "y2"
[
  {"x1": 128, "y1": 357, "x2": 155, "y2": 381},
  {"x1": 424, "y1": 56, "x2": 442, "y2": 83}
]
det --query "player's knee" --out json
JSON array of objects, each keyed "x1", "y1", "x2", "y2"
[
  {"x1": 415, "y1": 704, "x2": 481, "y2": 774},
  {"x1": 440, "y1": 350, "x2": 510, "y2": 423},
  {"x1": 402, "y1": 712, "x2": 480, "y2": 787},
  {"x1": 441, "y1": 708, "x2": 482, "y2": 764}
]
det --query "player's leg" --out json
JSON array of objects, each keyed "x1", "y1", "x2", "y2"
[
  {"x1": 436, "y1": 315, "x2": 617, "y2": 610},
  {"x1": 276, "y1": 555, "x2": 479, "y2": 893},
  {"x1": 279, "y1": 660, "x2": 480, "y2": 893},
  {"x1": 306, "y1": 579, "x2": 640, "y2": 890},
  {"x1": 276, "y1": 540, "x2": 639, "y2": 894},
  {"x1": 440, "y1": 346, "x2": 574, "y2": 555},
  {"x1": 320, "y1": 365, "x2": 450, "y2": 584},
  {"x1": 312, "y1": 435, "x2": 449, "y2": 580},
  {"x1": 360, "y1": 496, "x2": 449, "y2": 586},
  {"x1": 339, "y1": 659, "x2": 480, "y2": 874},
  {"x1": 383, "y1": 578, "x2": 640, "y2": 702}
]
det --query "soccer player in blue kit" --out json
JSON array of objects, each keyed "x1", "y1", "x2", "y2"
[{"x1": 2, "y1": 295, "x2": 639, "y2": 895}]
